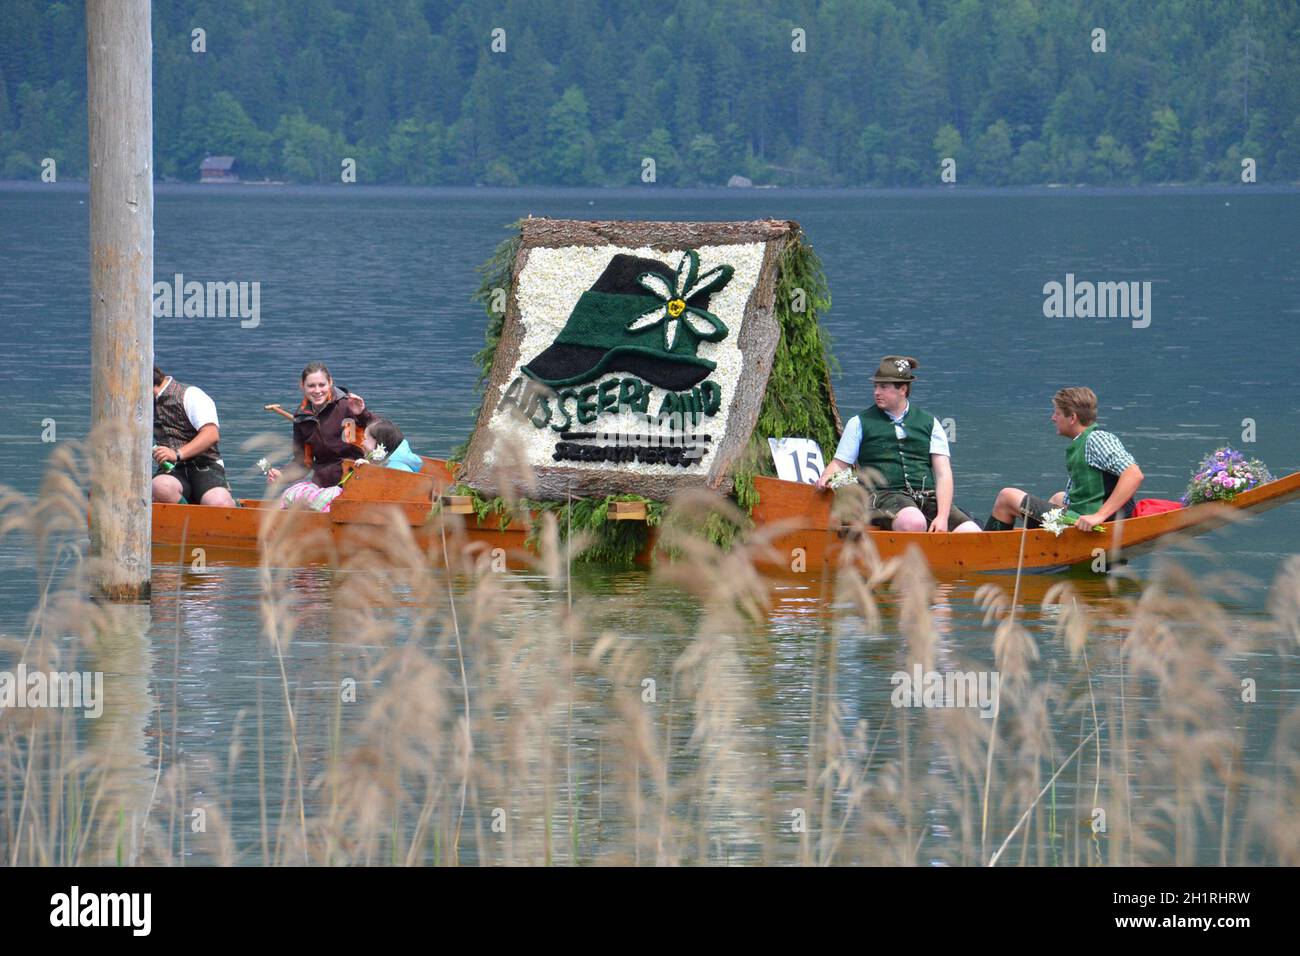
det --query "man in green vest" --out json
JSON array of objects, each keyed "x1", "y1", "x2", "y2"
[
  {"x1": 815, "y1": 356, "x2": 980, "y2": 532},
  {"x1": 985, "y1": 386, "x2": 1143, "y2": 531}
]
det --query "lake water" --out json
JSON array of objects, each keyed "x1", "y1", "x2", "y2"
[{"x1": 0, "y1": 183, "x2": 1297, "y2": 865}]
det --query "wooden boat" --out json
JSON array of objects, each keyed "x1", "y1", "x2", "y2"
[
  {"x1": 748, "y1": 472, "x2": 1300, "y2": 574},
  {"x1": 152, "y1": 457, "x2": 1300, "y2": 576},
  {"x1": 152, "y1": 457, "x2": 456, "y2": 564}
]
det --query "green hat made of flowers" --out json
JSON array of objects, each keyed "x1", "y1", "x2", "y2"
[
  {"x1": 521, "y1": 249, "x2": 734, "y2": 392},
  {"x1": 872, "y1": 355, "x2": 920, "y2": 383}
]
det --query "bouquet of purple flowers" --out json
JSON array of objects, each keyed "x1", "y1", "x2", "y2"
[{"x1": 1182, "y1": 447, "x2": 1273, "y2": 505}]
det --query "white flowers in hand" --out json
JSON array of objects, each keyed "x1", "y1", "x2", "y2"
[
  {"x1": 352, "y1": 445, "x2": 387, "y2": 471},
  {"x1": 827, "y1": 468, "x2": 859, "y2": 490},
  {"x1": 1040, "y1": 507, "x2": 1104, "y2": 536},
  {"x1": 1039, "y1": 508, "x2": 1071, "y2": 536},
  {"x1": 257, "y1": 458, "x2": 271, "y2": 474}
]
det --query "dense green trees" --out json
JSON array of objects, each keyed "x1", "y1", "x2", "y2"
[{"x1": 1, "y1": 0, "x2": 1296, "y2": 186}]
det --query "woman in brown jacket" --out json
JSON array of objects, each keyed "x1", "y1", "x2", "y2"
[{"x1": 267, "y1": 362, "x2": 375, "y2": 489}]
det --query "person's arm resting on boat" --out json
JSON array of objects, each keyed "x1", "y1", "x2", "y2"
[
  {"x1": 815, "y1": 457, "x2": 852, "y2": 489},
  {"x1": 925, "y1": 415, "x2": 954, "y2": 532},
  {"x1": 929, "y1": 453, "x2": 955, "y2": 532},
  {"x1": 1076, "y1": 462, "x2": 1143, "y2": 531},
  {"x1": 815, "y1": 417, "x2": 861, "y2": 490},
  {"x1": 1074, "y1": 430, "x2": 1141, "y2": 530}
]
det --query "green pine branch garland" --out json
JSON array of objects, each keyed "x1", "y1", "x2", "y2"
[
  {"x1": 456, "y1": 225, "x2": 839, "y2": 560},
  {"x1": 439, "y1": 484, "x2": 664, "y2": 567},
  {"x1": 470, "y1": 221, "x2": 525, "y2": 391},
  {"x1": 450, "y1": 220, "x2": 525, "y2": 463},
  {"x1": 730, "y1": 233, "x2": 840, "y2": 513}
]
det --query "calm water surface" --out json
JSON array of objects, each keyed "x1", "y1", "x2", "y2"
[{"x1": 1, "y1": 183, "x2": 1297, "y2": 863}]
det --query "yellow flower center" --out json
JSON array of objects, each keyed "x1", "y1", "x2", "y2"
[{"x1": 667, "y1": 298, "x2": 686, "y2": 318}]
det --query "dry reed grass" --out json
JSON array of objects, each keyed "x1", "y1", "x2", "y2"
[{"x1": 0, "y1": 431, "x2": 1298, "y2": 866}]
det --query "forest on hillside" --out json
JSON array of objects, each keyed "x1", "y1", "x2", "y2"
[{"x1": 2, "y1": 0, "x2": 1297, "y2": 186}]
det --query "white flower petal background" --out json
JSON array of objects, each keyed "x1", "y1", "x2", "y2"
[
  {"x1": 675, "y1": 252, "x2": 694, "y2": 290},
  {"x1": 687, "y1": 264, "x2": 728, "y2": 296},
  {"x1": 628, "y1": 306, "x2": 664, "y2": 331},
  {"x1": 683, "y1": 310, "x2": 718, "y2": 337},
  {"x1": 663, "y1": 318, "x2": 679, "y2": 350},
  {"x1": 484, "y1": 242, "x2": 767, "y2": 475},
  {"x1": 637, "y1": 272, "x2": 673, "y2": 301}
]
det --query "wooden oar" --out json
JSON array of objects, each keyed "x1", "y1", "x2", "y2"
[{"x1": 259, "y1": 404, "x2": 299, "y2": 475}]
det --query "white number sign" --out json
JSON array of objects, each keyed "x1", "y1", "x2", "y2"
[{"x1": 768, "y1": 437, "x2": 826, "y2": 485}]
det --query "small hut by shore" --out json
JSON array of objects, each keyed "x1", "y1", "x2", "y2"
[{"x1": 199, "y1": 156, "x2": 239, "y2": 184}]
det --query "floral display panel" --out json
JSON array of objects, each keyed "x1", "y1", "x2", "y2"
[{"x1": 460, "y1": 219, "x2": 798, "y2": 500}]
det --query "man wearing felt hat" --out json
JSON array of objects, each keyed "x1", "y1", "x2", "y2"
[{"x1": 815, "y1": 356, "x2": 980, "y2": 533}]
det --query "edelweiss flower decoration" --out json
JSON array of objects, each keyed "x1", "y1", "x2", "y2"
[{"x1": 627, "y1": 249, "x2": 734, "y2": 351}]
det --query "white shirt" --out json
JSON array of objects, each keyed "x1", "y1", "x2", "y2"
[
  {"x1": 160, "y1": 377, "x2": 222, "y2": 464},
  {"x1": 832, "y1": 403, "x2": 950, "y2": 464}
]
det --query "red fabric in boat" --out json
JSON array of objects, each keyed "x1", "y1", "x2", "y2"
[{"x1": 1134, "y1": 498, "x2": 1183, "y2": 517}]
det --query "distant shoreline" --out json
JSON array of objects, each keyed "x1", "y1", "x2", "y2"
[{"x1": 3, "y1": 180, "x2": 1299, "y2": 199}]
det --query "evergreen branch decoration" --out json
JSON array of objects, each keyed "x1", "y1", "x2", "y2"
[
  {"x1": 451, "y1": 220, "x2": 524, "y2": 463},
  {"x1": 727, "y1": 231, "x2": 840, "y2": 514},
  {"x1": 470, "y1": 220, "x2": 525, "y2": 393},
  {"x1": 438, "y1": 484, "x2": 663, "y2": 568}
]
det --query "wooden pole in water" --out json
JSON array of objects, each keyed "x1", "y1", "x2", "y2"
[{"x1": 86, "y1": 0, "x2": 153, "y2": 601}]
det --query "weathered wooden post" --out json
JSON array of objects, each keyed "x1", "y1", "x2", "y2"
[{"x1": 86, "y1": 0, "x2": 153, "y2": 600}]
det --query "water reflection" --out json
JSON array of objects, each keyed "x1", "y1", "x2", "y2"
[
  {"x1": 3, "y1": 542, "x2": 1287, "y2": 866},
  {"x1": 83, "y1": 602, "x2": 154, "y2": 865}
]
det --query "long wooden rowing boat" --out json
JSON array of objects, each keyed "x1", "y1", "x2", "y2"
[
  {"x1": 151, "y1": 457, "x2": 1300, "y2": 575},
  {"x1": 151, "y1": 457, "x2": 455, "y2": 562},
  {"x1": 749, "y1": 472, "x2": 1300, "y2": 574}
]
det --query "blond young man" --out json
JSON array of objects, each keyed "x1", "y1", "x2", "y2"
[{"x1": 986, "y1": 386, "x2": 1143, "y2": 532}]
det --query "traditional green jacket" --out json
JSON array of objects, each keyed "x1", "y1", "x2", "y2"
[
  {"x1": 1065, "y1": 425, "x2": 1108, "y2": 515},
  {"x1": 855, "y1": 404, "x2": 936, "y2": 493}
]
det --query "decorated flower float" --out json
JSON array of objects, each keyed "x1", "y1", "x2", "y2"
[{"x1": 151, "y1": 218, "x2": 1300, "y2": 574}]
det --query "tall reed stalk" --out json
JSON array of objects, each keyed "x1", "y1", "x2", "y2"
[{"x1": 1, "y1": 431, "x2": 1297, "y2": 865}]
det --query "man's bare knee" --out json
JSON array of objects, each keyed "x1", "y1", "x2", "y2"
[
  {"x1": 892, "y1": 507, "x2": 927, "y2": 532},
  {"x1": 993, "y1": 487, "x2": 1027, "y2": 521},
  {"x1": 1049, "y1": 492, "x2": 1066, "y2": 507},
  {"x1": 152, "y1": 475, "x2": 182, "y2": 503},
  {"x1": 201, "y1": 487, "x2": 237, "y2": 508}
]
